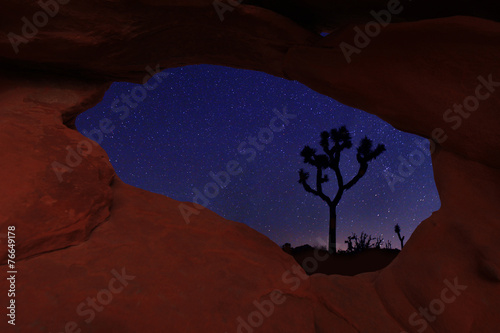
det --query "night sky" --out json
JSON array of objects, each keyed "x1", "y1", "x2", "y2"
[{"x1": 76, "y1": 64, "x2": 440, "y2": 250}]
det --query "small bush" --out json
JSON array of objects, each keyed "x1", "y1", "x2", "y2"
[{"x1": 339, "y1": 231, "x2": 387, "y2": 254}]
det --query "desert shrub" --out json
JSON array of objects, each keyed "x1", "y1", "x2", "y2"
[{"x1": 340, "y1": 231, "x2": 385, "y2": 254}]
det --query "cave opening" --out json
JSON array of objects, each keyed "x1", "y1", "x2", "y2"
[{"x1": 75, "y1": 64, "x2": 440, "y2": 272}]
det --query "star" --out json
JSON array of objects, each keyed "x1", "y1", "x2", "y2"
[{"x1": 76, "y1": 64, "x2": 440, "y2": 250}]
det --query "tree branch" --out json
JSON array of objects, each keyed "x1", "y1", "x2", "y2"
[
  {"x1": 329, "y1": 145, "x2": 344, "y2": 207},
  {"x1": 300, "y1": 171, "x2": 331, "y2": 205},
  {"x1": 344, "y1": 162, "x2": 367, "y2": 190},
  {"x1": 315, "y1": 165, "x2": 331, "y2": 204}
]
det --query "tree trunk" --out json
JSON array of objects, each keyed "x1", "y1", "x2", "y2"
[{"x1": 328, "y1": 205, "x2": 337, "y2": 254}]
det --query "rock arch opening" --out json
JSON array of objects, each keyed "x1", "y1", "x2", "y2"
[{"x1": 76, "y1": 64, "x2": 440, "y2": 260}]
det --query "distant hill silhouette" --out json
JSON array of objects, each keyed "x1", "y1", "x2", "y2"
[{"x1": 284, "y1": 244, "x2": 400, "y2": 276}]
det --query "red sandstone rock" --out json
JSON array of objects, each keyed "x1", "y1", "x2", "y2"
[
  {"x1": 0, "y1": 73, "x2": 113, "y2": 263},
  {"x1": 0, "y1": 2, "x2": 498, "y2": 332}
]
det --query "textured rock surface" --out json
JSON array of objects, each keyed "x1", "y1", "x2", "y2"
[
  {"x1": 0, "y1": 1, "x2": 499, "y2": 332},
  {"x1": 0, "y1": 73, "x2": 113, "y2": 263}
]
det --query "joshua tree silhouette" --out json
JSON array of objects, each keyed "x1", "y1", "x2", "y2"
[
  {"x1": 394, "y1": 223, "x2": 405, "y2": 249},
  {"x1": 298, "y1": 126, "x2": 386, "y2": 253}
]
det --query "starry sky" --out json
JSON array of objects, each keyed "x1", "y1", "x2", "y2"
[{"x1": 76, "y1": 64, "x2": 441, "y2": 250}]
